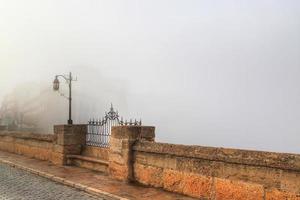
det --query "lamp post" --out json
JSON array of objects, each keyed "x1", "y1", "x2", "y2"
[{"x1": 53, "y1": 72, "x2": 76, "y2": 125}]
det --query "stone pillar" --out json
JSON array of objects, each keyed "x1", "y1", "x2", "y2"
[
  {"x1": 108, "y1": 126, "x2": 155, "y2": 182},
  {"x1": 51, "y1": 124, "x2": 87, "y2": 165}
]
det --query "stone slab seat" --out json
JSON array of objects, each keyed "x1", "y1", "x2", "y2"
[{"x1": 66, "y1": 155, "x2": 109, "y2": 174}]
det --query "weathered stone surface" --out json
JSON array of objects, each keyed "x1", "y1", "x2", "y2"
[
  {"x1": 163, "y1": 169, "x2": 212, "y2": 199},
  {"x1": 109, "y1": 152, "x2": 126, "y2": 165},
  {"x1": 133, "y1": 141, "x2": 300, "y2": 171},
  {"x1": 265, "y1": 189, "x2": 300, "y2": 200},
  {"x1": 109, "y1": 162, "x2": 128, "y2": 181},
  {"x1": 68, "y1": 156, "x2": 108, "y2": 173},
  {"x1": 132, "y1": 140, "x2": 300, "y2": 198},
  {"x1": 54, "y1": 125, "x2": 87, "y2": 146},
  {"x1": 0, "y1": 141, "x2": 15, "y2": 152},
  {"x1": 52, "y1": 124, "x2": 87, "y2": 165},
  {"x1": 216, "y1": 162, "x2": 282, "y2": 189},
  {"x1": 163, "y1": 169, "x2": 183, "y2": 193},
  {"x1": 281, "y1": 171, "x2": 300, "y2": 194},
  {"x1": 134, "y1": 163, "x2": 163, "y2": 187},
  {"x1": 109, "y1": 126, "x2": 155, "y2": 182},
  {"x1": 0, "y1": 126, "x2": 91, "y2": 167},
  {"x1": 111, "y1": 126, "x2": 155, "y2": 141},
  {"x1": 51, "y1": 152, "x2": 66, "y2": 165},
  {"x1": 176, "y1": 157, "x2": 215, "y2": 176},
  {"x1": 135, "y1": 149, "x2": 282, "y2": 190},
  {"x1": 82, "y1": 146, "x2": 108, "y2": 160},
  {"x1": 0, "y1": 131, "x2": 54, "y2": 142},
  {"x1": 134, "y1": 151, "x2": 177, "y2": 169},
  {"x1": 109, "y1": 137, "x2": 123, "y2": 154},
  {"x1": 215, "y1": 178, "x2": 264, "y2": 200},
  {"x1": 0, "y1": 133, "x2": 53, "y2": 161},
  {"x1": 52, "y1": 144, "x2": 82, "y2": 154},
  {"x1": 181, "y1": 172, "x2": 213, "y2": 198},
  {"x1": 14, "y1": 144, "x2": 51, "y2": 160}
]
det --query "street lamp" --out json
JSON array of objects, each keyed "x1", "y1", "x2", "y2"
[{"x1": 53, "y1": 72, "x2": 77, "y2": 125}]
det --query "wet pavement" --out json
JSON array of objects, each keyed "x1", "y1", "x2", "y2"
[
  {"x1": 0, "y1": 151, "x2": 196, "y2": 200},
  {"x1": 0, "y1": 163, "x2": 102, "y2": 200}
]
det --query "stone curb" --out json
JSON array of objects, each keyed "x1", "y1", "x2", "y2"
[{"x1": 0, "y1": 159, "x2": 129, "y2": 200}]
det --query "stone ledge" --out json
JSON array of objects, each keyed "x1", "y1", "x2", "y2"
[
  {"x1": 67, "y1": 155, "x2": 109, "y2": 165},
  {"x1": 111, "y1": 126, "x2": 155, "y2": 140},
  {"x1": 133, "y1": 141, "x2": 300, "y2": 172},
  {"x1": 0, "y1": 131, "x2": 54, "y2": 142}
]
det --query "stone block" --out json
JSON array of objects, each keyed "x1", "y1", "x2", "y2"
[
  {"x1": 181, "y1": 173, "x2": 212, "y2": 198},
  {"x1": 109, "y1": 137, "x2": 123, "y2": 153},
  {"x1": 52, "y1": 144, "x2": 81, "y2": 154},
  {"x1": 265, "y1": 189, "x2": 300, "y2": 200},
  {"x1": 0, "y1": 141, "x2": 14, "y2": 152},
  {"x1": 139, "y1": 126, "x2": 155, "y2": 141},
  {"x1": 25, "y1": 146, "x2": 51, "y2": 161},
  {"x1": 111, "y1": 126, "x2": 155, "y2": 141},
  {"x1": 82, "y1": 146, "x2": 108, "y2": 160},
  {"x1": 215, "y1": 162, "x2": 282, "y2": 189},
  {"x1": 162, "y1": 169, "x2": 212, "y2": 199},
  {"x1": 176, "y1": 157, "x2": 215, "y2": 176},
  {"x1": 51, "y1": 152, "x2": 66, "y2": 165},
  {"x1": 15, "y1": 144, "x2": 31, "y2": 157},
  {"x1": 51, "y1": 124, "x2": 88, "y2": 166},
  {"x1": 56, "y1": 133, "x2": 85, "y2": 146},
  {"x1": 163, "y1": 169, "x2": 184, "y2": 193},
  {"x1": 134, "y1": 163, "x2": 163, "y2": 187},
  {"x1": 109, "y1": 152, "x2": 125, "y2": 165},
  {"x1": 134, "y1": 151, "x2": 177, "y2": 169},
  {"x1": 109, "y1": 161, "x2": 128, "y2": 181},
  {"x1": 281, "y1": 171, "x2": 300, "y2": 194},
  {"x1": 54, "y1": 124, "x2": 87, "y2": 146},
  {"x1": 215, "y1": 178, "x2": 264, "y2": 200},
  {"x1": 108, "y1": 125, "x2": 156, "y2": 183}
]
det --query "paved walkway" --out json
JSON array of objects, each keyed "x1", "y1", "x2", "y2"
[
  {"x1": 0, "y1": 162, "x2": 101, "y2": 200},
  {"x1": 0, "y1": 151, "x2": 196, "y2": 200}
]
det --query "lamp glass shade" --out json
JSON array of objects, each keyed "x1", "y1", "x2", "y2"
[{"x1": 53, "y1": 77, "x2": 60, "y2": 91}]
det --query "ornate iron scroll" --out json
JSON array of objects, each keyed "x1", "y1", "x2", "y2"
[{"x1": 86, "y1": 104, "x2": 142, "y2": 147}]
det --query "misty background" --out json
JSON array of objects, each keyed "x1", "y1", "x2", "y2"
[{"x1": 0, "y1": 0, "x2": 300, "y2": 153}]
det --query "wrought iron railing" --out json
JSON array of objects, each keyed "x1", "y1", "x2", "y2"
[{"x1": 86, "y1": 104, "x2": 141, "y2": 147}]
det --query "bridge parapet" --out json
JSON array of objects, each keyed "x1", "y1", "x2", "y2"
[
  {"x1": 108, "y1": 125, "x2": 300, "y2": 200},
  {"x1": 0, "y1": 125, "x2": 299, "y2": 200}
]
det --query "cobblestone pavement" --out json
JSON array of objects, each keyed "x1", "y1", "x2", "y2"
[
  {"x1": 0, "y1": 163, "x2": 102, "y2": 200},
  {"x1": 0, "y1": 151, "x2": 196, "y2": 200}
]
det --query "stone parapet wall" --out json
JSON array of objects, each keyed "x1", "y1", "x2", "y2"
[
  {"x1": 0, "y1": 131, "x2": 54, "y2": 161},
  {"x1": 0, "y1": 125, "x2": 87, "y2": 165},
  {"x1": 132, "y1": 141, "x2": 300, "y2": 199},
  {"x1": 0, "y1": 131, "x2": 54, "y2": 142},
  {"x1": 0, "y1": 125, "x2": 299, "y2": 200},
  {"x1": 133, "y1": 141, "x2": 300, "y2": 171}
]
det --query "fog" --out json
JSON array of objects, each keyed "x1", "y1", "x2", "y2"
[{"x1": 0, "y1": 0, "x2": 300, "y2": 153}]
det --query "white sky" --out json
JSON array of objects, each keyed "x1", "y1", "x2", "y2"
[{"x1": 0, "y1": 0, "x2": 300, "y2": 153}]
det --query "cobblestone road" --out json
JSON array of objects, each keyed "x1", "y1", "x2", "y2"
[{"x1": 0, "y1": 163, "x2": 102, "y2": 200}]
